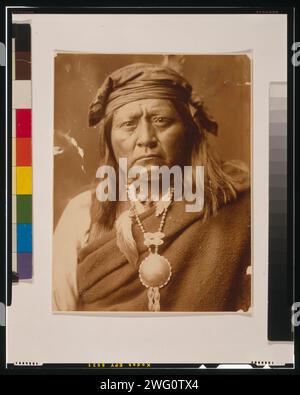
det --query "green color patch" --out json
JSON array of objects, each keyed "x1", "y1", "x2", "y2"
[{"x1": 17, "y1": 194, "x2": 32, "y2": 223}]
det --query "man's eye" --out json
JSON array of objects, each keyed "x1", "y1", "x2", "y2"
[
  {"x1": 153, "y1": 117, "x2": 172, "y2": 126},
  {"x1": 120, "y1": 120, "x2": 137, "y2": 129}
]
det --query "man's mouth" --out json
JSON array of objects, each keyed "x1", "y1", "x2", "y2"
[{"x1": 134, "y1": 154, "x2": 163, "y2": 164}]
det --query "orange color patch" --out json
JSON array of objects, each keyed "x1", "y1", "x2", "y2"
[{"x1": 16, "y1": 138, "x2": 32, "y2": 166}]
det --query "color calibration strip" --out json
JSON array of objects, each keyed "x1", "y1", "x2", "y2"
[
  {"x1": 12, "y1": 24, "x2": 32, "y2": 280},
  {"x1": 268, "y1": 82, "x2": 291, "y2": 341}
]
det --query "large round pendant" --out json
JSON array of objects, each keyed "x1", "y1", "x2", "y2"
[{"x1": 139, "y1": 252, "x2": 172, "y2": 288}]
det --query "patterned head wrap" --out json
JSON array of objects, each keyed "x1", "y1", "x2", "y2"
[{"x1": 88, "y1": 62, "x2": 218, "y2": 135}]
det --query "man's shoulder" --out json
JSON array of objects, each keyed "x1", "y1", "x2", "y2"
[
  {"x1": 220, "y1": 188, "x2": 251, "y2": 230},
  {"x1": 236, "y1": 188, "x2": 251, "y2": 211},
  {"x1": 65, "y1": 190, "x2": 92, "y2": 213}
]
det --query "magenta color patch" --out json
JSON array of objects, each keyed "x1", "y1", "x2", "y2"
[{"x1": 16, "y1": 109, "x2": 31, "y2": 137}]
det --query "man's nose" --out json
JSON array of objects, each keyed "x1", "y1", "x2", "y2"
[{"x1": 136, "y1": 119, "x2": 158, "y2": 149}]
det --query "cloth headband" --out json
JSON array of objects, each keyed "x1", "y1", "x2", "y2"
[
  {"x1": 88, "y1": 63, "x2": 218, "y2": 135},
  {"x1": 105, "y1": 80, "x2": 190, "y2": 116}
]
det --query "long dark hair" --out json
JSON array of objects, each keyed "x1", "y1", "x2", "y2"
[{"x1": 88, "y1": 100, "x2": 250, "y2": 241}]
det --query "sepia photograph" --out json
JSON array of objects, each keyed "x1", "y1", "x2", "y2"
[
  {"x1": 6, "y1": 9, "x2": 294, "y2": 370},
  {"x1": 52, "y1": 53, "x2": 251, "y2": 313}
]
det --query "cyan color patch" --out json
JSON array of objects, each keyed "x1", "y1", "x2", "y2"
[{"x1": 16, "y1": 223, "x2": 32, "y2": 253}]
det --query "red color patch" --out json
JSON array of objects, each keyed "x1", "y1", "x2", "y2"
[{"x1": 16, "y1": 109, "x2": 31, "y2": 137}]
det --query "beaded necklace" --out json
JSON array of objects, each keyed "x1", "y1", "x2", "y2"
[{"x1": 127, "y1": 187, "x2": 174, "y2": 312}]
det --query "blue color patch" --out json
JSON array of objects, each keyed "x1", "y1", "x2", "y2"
[{"x1": 17, "y1": 223, "x2": 32, "y2": 252}]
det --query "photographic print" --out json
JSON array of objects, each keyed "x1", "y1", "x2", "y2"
[{"x1": 52, "y1": 53, "x2": 251, "y2": 313}]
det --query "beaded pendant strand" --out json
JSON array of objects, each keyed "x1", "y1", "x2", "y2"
[{"x1": 127, "y1": 186, "x2": 173, "y2": 311}]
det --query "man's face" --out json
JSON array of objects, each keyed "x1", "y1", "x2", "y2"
[{"x1": 110, "y1": 99, "x2": 188, "y2": 171}]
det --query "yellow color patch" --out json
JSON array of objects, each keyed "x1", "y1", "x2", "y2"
[{"x1": 16, "y1": 166, "x2": 32, "y2": 194}]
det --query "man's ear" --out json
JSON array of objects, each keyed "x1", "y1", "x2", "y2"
[{"x1": 189, "y1": 93, "x2": 218, "y2": 136}]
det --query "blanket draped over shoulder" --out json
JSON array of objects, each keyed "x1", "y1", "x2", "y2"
[{"x1": 77, "y1": 191, "x2": 251, "y2": 312}]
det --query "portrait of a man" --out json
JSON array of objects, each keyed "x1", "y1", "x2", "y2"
[{"x1": 52, "y1": 54, "x2": 251, "y2": 313}]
